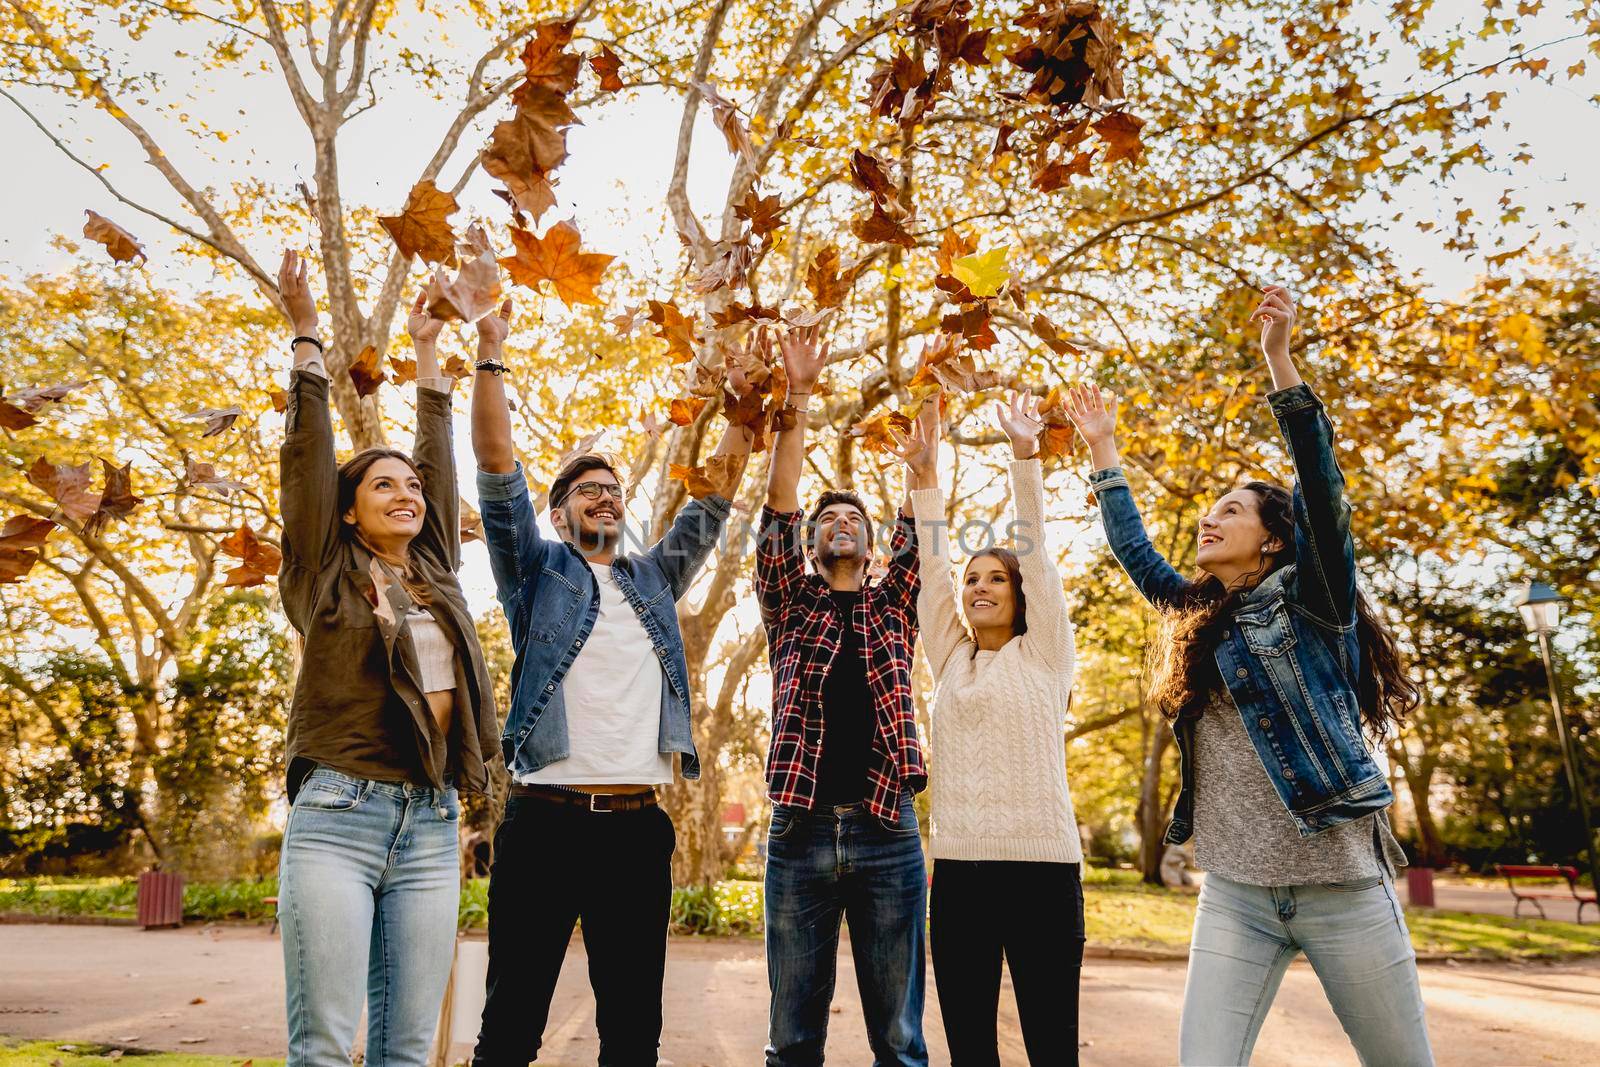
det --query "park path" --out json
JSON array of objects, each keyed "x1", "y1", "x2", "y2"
[{"x1": 3, "y1": 922, "x2": 1599, "y2": 1065}]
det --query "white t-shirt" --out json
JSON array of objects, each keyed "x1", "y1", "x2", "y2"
[{"x1": 519, "y1": 561, "x2": 674, "y2": 786}]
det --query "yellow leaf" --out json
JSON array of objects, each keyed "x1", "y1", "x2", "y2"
[{"x1": 950, "y1": 246, "x2": 1011, "y2": 298}]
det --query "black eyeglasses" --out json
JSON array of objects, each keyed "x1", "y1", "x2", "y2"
[{"x1": 561, "y1": 482, "x2": 624, "y2": 504}]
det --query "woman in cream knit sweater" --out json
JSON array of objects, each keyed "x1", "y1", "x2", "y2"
[{"x1": 894, "y1": 391, "x2": 1083, "y2": 1066}]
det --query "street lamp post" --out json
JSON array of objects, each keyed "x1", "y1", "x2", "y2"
[{"x1": 1513, "y1": 580, "x2": 1600, "y2": 901}]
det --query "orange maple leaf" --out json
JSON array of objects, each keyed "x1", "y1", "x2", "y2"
[
  {"x1": 590, "y1": 46, "x2": 624, "y2": 92},
  {"x1": 499, "y1": 221, "x2": 613, "y2": 307},
  {"x1": 348, "y1": 344, "x2": 386, "y2": 398},
  {"x1": 1092, "y1": 111, "x2": 1146, "y2": 166},
  {"x1": 378, "y1": 180, "x2": 459, "y2": 266},
  {"x1": 646, "y1": 300, "x2": 701, "y2": 363}
]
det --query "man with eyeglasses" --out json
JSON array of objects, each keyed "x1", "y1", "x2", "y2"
[{"x1": 467, "y1": 300, "x2": 755, "y2": 1067}]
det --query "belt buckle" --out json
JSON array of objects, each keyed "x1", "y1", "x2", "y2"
[{"x1": 589, "y1": 792, "x2": 613, "y2": 813}]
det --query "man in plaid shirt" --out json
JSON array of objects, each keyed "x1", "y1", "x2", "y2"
[{"x1": 755, "y1": 324, "x2": 935, "y2": 1067}]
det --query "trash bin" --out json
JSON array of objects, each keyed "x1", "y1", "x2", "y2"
[
  {"x1": 1405, "y1": 866, "x2": 1435, "y2": 908},
  {"x1": 137, "y1": 869, "x2": 185, "y2": 929}
]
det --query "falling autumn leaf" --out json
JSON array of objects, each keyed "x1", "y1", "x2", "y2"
[
  {"x1": 426, "y1": 226, "x2": 504, "y2": 323},
  {"x1": 185, "y1": 405, "x2": 244, "y2": 438},
  {"x1": 220, "y1": 525, "x2": 282, "y2": 589},
  {"x1": 640, "y1": 409, "x2": 664, "y2": 441},
  {"x1": 668, "y1": 454, "x2": 741, "y2": 499},
  {"x1": 806, "y1": 244, "x2": 855, "y2": 309},
  {"x1": 950, "y1": 247, "x2": 1011, "y2": 298},
  {"x1": 390, "y1": 355, "x2": 417, "y2": 386},
  {"x1": 348, "y1": 345, "x2": 386, "y2": 398},
  {"x1": 849, "y1": 410, "x2": 914, "y2": 455},
  {"x1": 442, "y1": 355, "x2": 474, "y2": 380},
  {"x1": 482, "y1": 84, "x2": 575, "y2": 222},
  {"x1": 378, "y1": 180, "x2": 459, "y2": 267},
  {"x1": 590, "y1": 46, "x2": 624, "y2": 92},
  {"x1": 690, "y1": 238, "x2": 754, "y2": 295},
  {"x1": 0, "y1": 401, "x2": 35, "y2": 431},
  {"x1": 267, "y1": 389, "x2": 288, "y2": 414},
  {"x1": 499, "y1": 221, "x2": 613, "y2": 307},
  {"x1": 646, "y1": 300, "x2": 701, "y2": 363},
  {"x1": 82, "y1": 210, "x2": 146, "y2": 263},
  {"x1": 85, "y1": 457, "x2": 142, "y2": 536},
  {"x1": 1031, "y1": 313, "x2": 1083, "y2": 356},
  {"x1": 184, "y1": 455, "x2": 246, "y2": 497},
  {"x1": 733, "y1": 190, "x2": 783, "y2": 240},
  {"x1": 694, "y1": 80, "x2": 756, "y2": 165},
  {"x1": 0, "y1": 514, "x2": 54, "y2": 584},
  {"x1": 514, "y1": 19, "x2": 581, "y2": 97},
  {"x1": 27, "y1": 458, "x2": 101, "y2": 526},
  {"x1": 1092, "y1": 111, "x2": 1146, "y2": 166},
  {"x1": 668, "y1": 396, "x2": 709, "y2": 426}
]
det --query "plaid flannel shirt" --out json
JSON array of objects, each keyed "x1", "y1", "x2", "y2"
[{"x1": 755, "y1": 504, "x2": 927, "y2": 821}]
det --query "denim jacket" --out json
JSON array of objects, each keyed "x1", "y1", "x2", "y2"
[
  {"x1": 1088, "y1": 383, "x2": 1392, "y2": 841},
  {"x1": 477, "y1": 463, "x2": 732, "y2": 780}
]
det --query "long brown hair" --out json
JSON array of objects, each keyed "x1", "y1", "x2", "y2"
[
  {"x1": 1147, "y1": 481, "x2": 1417, "y2": 739},
  {"x1": 337, "y1": 447, "x2": 432, "y2": 607},
  {"x1": 964, "y1": 547, "x2": 1028, "y2": 638}
]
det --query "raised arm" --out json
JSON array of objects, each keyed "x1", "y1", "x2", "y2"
[
  {"x1": 904, "y1": 398, "x2": 969, "y2": 678},
  {"x1": 1065, "y1": 384, "x2": 1191, "y2": 611},
  {"x1": 765, "y1": 324, "x2": 828, "y2": 512},
  {"x1": 996, "y1": 392, "x2": 1075, "y2": 673},
  {"x1": 471, "y1": 300, "x2": 545, "y2": 604},
  {"x1": 876, "y1": 400, "x2": 939, "y2": 615},
  {"x1": 1252, "y1": 286, "x2": 1355, "y2": 625},
  {"x1": 276, "y1": 250, "x2": 341, "y2": 611},
  {"x1": 406, "y1": 289, "x2": 461, "y2": 571}
]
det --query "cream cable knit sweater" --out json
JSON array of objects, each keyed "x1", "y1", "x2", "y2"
[{"x1": 910, "y1": 458, "x2": 1082, "y2": 863}]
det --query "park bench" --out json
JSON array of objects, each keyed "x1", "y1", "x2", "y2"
[
  {"x1": 265, "y1": 895, "x2": 279, "y2": 934},
  {"x1": 1494, "y1": 864, "x2": 1596, "y2": 924}
]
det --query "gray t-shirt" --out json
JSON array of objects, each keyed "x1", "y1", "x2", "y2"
[{"x1": 1192, "y1": 690, "x2": 1407, "y2": 886}]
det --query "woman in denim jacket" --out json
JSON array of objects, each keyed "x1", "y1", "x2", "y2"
[
  {"x1": 1065, "y1": 287, "x2": 1432, "y2": 1067},
  {"x1": 274, "y1": 250, "x2": 499, "y2": 1067}
]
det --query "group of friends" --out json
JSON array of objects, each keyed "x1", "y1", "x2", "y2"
[{"x1": 271, "y1": 247, "x2": 1433, "y2": 1066}]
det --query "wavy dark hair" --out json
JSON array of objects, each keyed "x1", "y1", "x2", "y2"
[
  {"x1": 337, "y1": 447, "x2": 431, "y2": 607},
  {"x1": 1147, "y1": 480, "x2": 1417, "y2": 740},
  {"x1": 963, "y1": 547, "x2": 1028, "y2": 638}
]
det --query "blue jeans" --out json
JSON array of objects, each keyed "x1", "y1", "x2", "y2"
[
  {"x1": 277, "y1": 768, "x2": 462, "y2": 1067},
  {"x1": 764, "y1": 799, "x2": 928, "y2": 1067},
  {"x1": 1180, "y1": 873, "x2": 1433, "y2": 1066}
]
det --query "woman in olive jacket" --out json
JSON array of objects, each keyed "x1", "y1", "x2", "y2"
[{"x1": 274, "y1": 249, "x2": 499, "y2": 1067}]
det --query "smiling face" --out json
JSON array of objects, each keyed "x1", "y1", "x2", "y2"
[
  {"x1": 343, "y1": 456, "x2": 425, "y2": 549},
  {"x1": 1196, "y1": 488, "x2": 1284, "y2": 583},
  {"x1": 812, "y1": 501, "x2": 870, "y2": 568},
  {"x1": 962, "y1": 553, "x2": 1017, "y2": 634},
  {"x1": 553, "y1": 468, "x2": 624, "y2": 549}
]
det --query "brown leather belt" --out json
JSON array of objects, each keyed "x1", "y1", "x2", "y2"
[{"x1": 510, "y1": 783, "x2": 658, "y2": 813}]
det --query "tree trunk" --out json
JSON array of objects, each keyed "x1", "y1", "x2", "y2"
[
  {"x1": 1136, "y1": 720, "x2": 1174, "y2": 884},
  {"x1": 1402, "y1": 761, "x2": 1447, "y2": 868}
]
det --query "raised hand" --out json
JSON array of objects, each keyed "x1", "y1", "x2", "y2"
[
  {"x1": 778, "y1": 322, "x2": 830, "y2": 393},
  {"x1": 886, "y1": 397, "x2": 942, "y2": 487},
  {"x1": 407, "y1": 285, "x2": 448, "y2": 347},
  {"x1": 995, "y1": 390, "x2": 1044, "y2": 460},
  {"x1": 1064, "y1": 383, "x2": 1122, "y2": 471},
  {"x1": 277, "y1": 249, "x2": 318, "y2": 337},
  {"x1": 1250, "y1": 285, "x2": 1296, "y2": 364},
  {"x1": 477, "y1": 299, "x2": 512, "y2": 348}
]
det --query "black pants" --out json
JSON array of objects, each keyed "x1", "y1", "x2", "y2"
[
  {"x1": 471, "y1": 794, "x2": 676, "y2": 1067},
  {"x1": 929, "y1": 859, "x2": 1086, "y2": 1067}
]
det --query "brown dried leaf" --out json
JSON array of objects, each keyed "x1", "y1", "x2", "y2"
[
  {"x1": 348, "y1": 345, "x2": 386, "y2": 398},
  {"x1": 1092, "y1": 111, "x2": 1146, "y2": 166},
  {"x1": 668, "y1": 396, "x2": 709, "y2": 425},
  {"x1": 87, "y1": 457, "x2": 142, "y2": 535},
  {"x1": 694, "y1": 80, "x2": 756, "y2": 165},
  {"x1": 378, "y1": 181, "x2": 459, "y2": 266},
  {"x1": 733, "y1": 191, "x2": 783, "y2": 239},
  {"x1": 83, "y1": 210, "x2": 146, "y2": 263},
  {"x1": 848, "y1": 410, "x2": 914, "y2": 455},
  {"x1": 514, "y1": 19, "x2": 581, "y2": 97},
  {"x1": 482, "y1": 85, "x2": 575, "y2": 222},
  {"x1": 426, "y1": 226, "x2": 504, "y2": 323},
  {"x1": 186, "y1": 405, "x2": 244, "y2": 438},
  {"x1": 668, "y1": 454, "x2": 741, "y2": 499},
  {"x1": 390, "y1": 355, "x2": 417, "y2": 386},
  {"x1": 185, "y1": 455, "x2": 246, "y2": 497},
  {"x1": 220, "y1": 525, "x2": 282, "y2": 589},
  {"x1": 27, "y1": 457, "x2": 100, "y2": 526},
  {"x1": 590, "y1": 46, "x2": 624, "y2": 92}
]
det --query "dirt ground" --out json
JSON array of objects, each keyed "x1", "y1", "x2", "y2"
[{"x1": 2, "y1": 922, "x2": 1598, "y2": 1066}]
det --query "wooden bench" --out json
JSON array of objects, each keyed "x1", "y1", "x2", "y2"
[
  {"x1": 265, "y1": 895, "x2": 279, "y2": 934},
  {"x1": 1494, "y1": 864, "x2": 1596, "y2": 924}
]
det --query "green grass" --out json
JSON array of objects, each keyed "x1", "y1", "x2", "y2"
[
  {"x1": 0, "y1": 1039, "x2": 279, "y2": 1066},
  {"x1": 1406, "y1": 908, "x2": 1600, "y2": 959}
]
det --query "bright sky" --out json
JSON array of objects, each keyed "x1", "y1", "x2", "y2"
[{"x1": 1, "y1": 2, "x2": 1595, "y2": 621}]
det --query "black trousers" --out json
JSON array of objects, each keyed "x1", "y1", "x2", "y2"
[
  {"x1": 929, "y1": 859, "x2": 1086, "y2": 1067},
  {"x1": 471, "y1": 794, "x2": 676, "y2": 1067}
]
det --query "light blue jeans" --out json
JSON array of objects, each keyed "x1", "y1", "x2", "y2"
[
  {"x1": 1180, "y1": 872, "x2": 1433, "y2": 1066},
  {"x1": 277, "y1": 768, "x2": 462, "y2": 1067}
]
